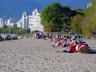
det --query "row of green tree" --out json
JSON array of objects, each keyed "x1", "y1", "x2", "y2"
[
  {"x1": 71, "y1": 2, "x2": 96, "y2": 35},
  {"x1": 41, "y1": 2, "x2": 96, "y2": 35},
  {"x1": 0, "y1": 28, "x2": 28, "y2": 34}
]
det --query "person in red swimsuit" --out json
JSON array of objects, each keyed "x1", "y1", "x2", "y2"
[{"x1": 68, "y1": 40, "x2": 77, "y2": 53}]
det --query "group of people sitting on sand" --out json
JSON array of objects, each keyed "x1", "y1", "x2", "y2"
[
  {"x1": 51, "y1": 34, "x2": 90, "y2": 53},
  {"x1": 34, "y1": 32, "x2": 91, "y2": 53}
]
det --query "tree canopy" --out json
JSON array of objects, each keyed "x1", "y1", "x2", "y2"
[
  {"x1": 41, "y1": 3, "x2": 72, "y2": 32},
  {"x1": 41, "y1": 2, "x2": 96, "y2": 35}
]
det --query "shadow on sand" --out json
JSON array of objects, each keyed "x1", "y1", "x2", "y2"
[
  {"x1": 89, "y1": 49, "x2": 96, "y2": 54},
  {"x1": 55, "y1": 49, "x2": 96, "y2": 54}
]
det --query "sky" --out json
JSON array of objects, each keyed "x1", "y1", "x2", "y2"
[{"x1": 0, "y1": 0, "x2": 90, "y2": 21}]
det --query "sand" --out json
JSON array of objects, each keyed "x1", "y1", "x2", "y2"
[{"x1": 0, "y1": 38, "x2": 96, "y2": 72}]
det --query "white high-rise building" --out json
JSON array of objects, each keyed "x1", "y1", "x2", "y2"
[
  {"x1": 0, "y1": 18, "x2": 4, "y2": 28},
  {"x1": 19, "y1": 12, "x2": 28, "y2": 29},
  {"x1": 6, "y1": 18, "x2": 15, "y2": 28},
  {"x1": 17, "y1": 9, "x2": 44, "y2": 32},
  {"x1": 87, "y1": 2, "x2": 93, "y2": 8},
  {"x1": 28, "y1": 9, "x2": 44, "y2": 32},
  {"x1": 16, "y1": 21, "x2": 21, "y2": 28}
]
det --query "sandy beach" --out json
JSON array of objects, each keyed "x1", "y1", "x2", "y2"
[{"x1": 0, "y1": 38, "x2": 96, "y2": 72}]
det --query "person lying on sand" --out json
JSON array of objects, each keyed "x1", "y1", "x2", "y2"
[{"x1": 63, "y1": 40, "x2": 90, "y2": 53}]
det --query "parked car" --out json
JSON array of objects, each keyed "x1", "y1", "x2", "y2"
[
  {"x1": 10, "y1": 34, "x2": 18, "y2": 40},
  {"x1": 0, "y1": 34, "x2": 7, "y2": 40},
  {"x1": 0, "y1": 35, "x2": 4, "y2": 41},
  {"x1": 5, "y1": 35, "x2": 12, "y2": 40},
  {"x1": 5, "y1": 34, "x2": 18, "y2": 40}
]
